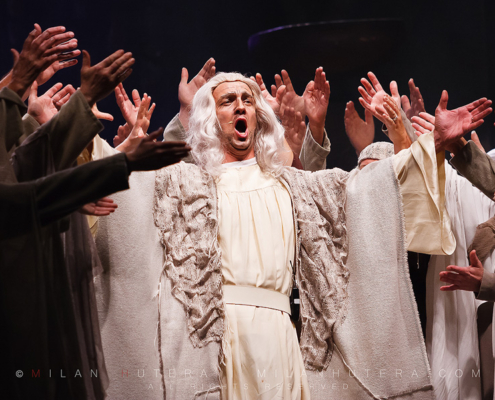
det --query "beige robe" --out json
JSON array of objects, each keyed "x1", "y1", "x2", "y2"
[{"x1": 92, "y1": 131, "x2": 454, "y2": 399}]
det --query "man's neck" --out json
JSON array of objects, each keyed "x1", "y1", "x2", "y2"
[{"x1": 222, "y1": 150, "x2": 255, "y2": 164}]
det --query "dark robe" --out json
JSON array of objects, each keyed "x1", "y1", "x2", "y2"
[{"x1": 0, "y1": 87, "x2": 128, "y2": 399}]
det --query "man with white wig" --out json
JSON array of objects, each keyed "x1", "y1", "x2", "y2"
[{"x1": 91, "y1": 71, "x2": 492, "y2": 399}]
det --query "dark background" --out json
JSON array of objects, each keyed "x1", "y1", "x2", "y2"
[{"x1": 2, "y1": 0, "x2": 494, "y2": 171}]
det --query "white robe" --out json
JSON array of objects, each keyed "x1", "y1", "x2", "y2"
[
  {"x1": 427, "y1": 163, "x2": 495, "y2": 400},
  {"x1": 92, "y1": 132, "x2": 454, "y2": 399}
]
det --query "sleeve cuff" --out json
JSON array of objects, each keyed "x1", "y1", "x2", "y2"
[
  {"x1": 298, "y1": 126, "x2": 331, "y2": 172},
  {"x1": 22, "y1": 113, "x2": 41, "y2": 136},
  {"x1": 73, "y1": 90, "x2": 104, "y2": 135},
  {"x1": 164, "y1": 114, "x2": 187, "y2": 140},
  {"x1": 450, "y1": 140, "x2": 493, "y2": 171},
  {"x1": 0, "y1": 87, "x2": 28, "y2": 111},
  {"x1": 104, "y1": 152, "x2": 131, "y2": 192},
  {"x1": 450, "y1": 141, "x2": 495, "y2": 200},
  {"x1": 302, "y1": 125, "x2": 330, "y2": 159},
  {"x1": 477, "y1": 270, "x2": 495, "y2": 302}
]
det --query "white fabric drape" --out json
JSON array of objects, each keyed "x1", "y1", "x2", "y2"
[
  {"x1": 217, "y1": 162, "x2": 310, "y2": 399},
  {"x1": 427, "y1": 163, "x2": 495, "y2": 400}
]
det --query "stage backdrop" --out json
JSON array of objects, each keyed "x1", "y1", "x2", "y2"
[{"x1": 2, "y1": 0, "x2": 494, "y2": 171}]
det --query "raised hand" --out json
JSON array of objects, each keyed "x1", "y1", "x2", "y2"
[
  {"x1": 37, "y1": 59, "x2": 79, "y2": 86},
  {"x1": 11, "y1": 48, "x2": 20, "y2": 67},
  {"x1": 91, "y1": 103, "x2": 114, "y2": 121},
  {"x1": 281, "y1": 107, "x2": 306, "y2": 156},
  {"x1": 411, "y1": 112, "x2": 435, "y2": 136},
  {"x1": 79, "y1": 197, "x2": 118, "y2": 216},
  {"x1": 8, "y1": 24, "x2": 80, "y2": 97},
  {"x1": 179, "y1": 58, "x2": 215, "y2": 109},
  {"x1": 432, "y1": 91, "x2": 492, "y2": 152},
  {"x1": 9, "y1": 48, "x2": 78, "y2": 94},
  {"x1": 27, "y1": 81, "x2": 75, "y2": 125},
  {"x1": 52, "y1": 84, "x2": 76, "y2": 110},
  {"x1": 344, "y1": 101, "x2": 374, "y2": 155},
  {"x1": 115, "y1": 83, "x2": 141, "y2": 127},
  {"x1": 116, "y1": 94, "x2": 155, "y2": 153},
  {"x1": 381, "y1": 95, "x2": 411, "y2": 153},
  {"x1": 178, "y1": 58, "x2": 216, "y2": 129},
  {"x1": 274, "y1": 70, "x2": 305, "y2": 118},
  {"x1": 251, "y1": 73, "x2": 285, "y2": 115},
  {"x1": 0, "y1": 50, "x2": 19, "y2": 91},
  {"x1": 303, "y1": 67, "x2": 330, "y2": 145},
  {"x1": 113, "y1": 123, "x2": 132, "y2": 147},
  {"x1": 80, "y1": 49, "x2": 134, "y2": 107},
  {"x1": 401, "y1": 79, "x2": 425, "y2": 120},
  {"x1": 125, "y1": 128, "x2": 191, "y2": 172},
  {"x1": 439, "y1": 250, "x2": 484, "y2": 292},
  {"x1": 358, "y1": 72, "x2": 400, "y2": 124}
]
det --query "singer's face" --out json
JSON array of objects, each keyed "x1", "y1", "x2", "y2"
[{"x1": 213, "y1": 81, "x2": 257, "y2": 162}]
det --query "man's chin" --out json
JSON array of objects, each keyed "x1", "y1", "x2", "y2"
[
  {"x1": 224, "y1": 142, "x2": 254, "y2": 159},
  {"x1": 230, "y1": 140, "x2": 252, "y2": 152}
]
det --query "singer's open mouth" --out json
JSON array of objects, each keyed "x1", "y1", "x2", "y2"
[{"x1": 234, "y1": 118, "x2": 248, "y2": 141}]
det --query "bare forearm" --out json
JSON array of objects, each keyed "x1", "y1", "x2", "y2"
[
  {"x1": 393, "y1": 135, "x2": 412, "y2": 154},
  {"x1": 308, "y1": 122, "x2": 325, "y2": 146},
  {"x1": 178, "y1": 107, "x2": 190, "y2": 131}
]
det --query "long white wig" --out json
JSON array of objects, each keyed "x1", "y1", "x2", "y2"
[{"x1": 186, "y1": 72, "x2": 288, "y2": 178}]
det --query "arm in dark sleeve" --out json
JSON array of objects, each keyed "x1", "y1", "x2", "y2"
[
  {"x1": 477, "y1": 270, "x2": 495, "y2": 302},
  {"x1": 450, "y1": 140, "x2": 495, "y2": 201},
  {"x1": 19, "y1": 113, "x2": 40, "y2": 145},
  {"x1": 0, "y1": 153, "x2": 130, "y2": 239},
  {"x1": 18, "y1": 90, "x2": 104, "y2": 172},
  {"x1": 467, "y1": 216, "x2": 495, "y2": 264},
  {"x1": 0, "y1": 87, "x2": 27, "y2": 154},
  {"x1": 36, "y1": 152, "x2": 130, "y2": 224}
]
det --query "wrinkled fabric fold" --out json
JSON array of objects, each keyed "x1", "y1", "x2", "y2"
[{"x1": 216, "y1": 163, "x2": 308, "y2": 399}]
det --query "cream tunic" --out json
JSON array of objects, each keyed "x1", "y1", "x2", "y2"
[
  {"x1": 215, "y1": 132, "x2": 454, "y2": 400},
  {"x1": 217, "y1": 159, "x2": 310, "y2": 400}
]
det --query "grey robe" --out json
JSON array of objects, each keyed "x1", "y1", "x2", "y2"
[{"x1": 450, "y1": 140, "x2": 495, "y2": 201}]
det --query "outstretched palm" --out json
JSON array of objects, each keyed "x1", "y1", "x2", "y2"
[
  {"x1": 252, "y1": 73, "x2": 284, "y2": 115},
  {"x1": 401, "y1": 79, "x2": 425, "y2": 120},
  {"x1": 179, "y1": 58, "x2": 216, "y2": 108},
  {"x1": 79, "y1": 197, "x2": 117, "y2": 217},
  {"x1": 274, "y1": 70, "x2": 305, "y2": 118},
  {"x1": 281, "y1": 107, "x2": 306, "y2": 156},
  {"x1": 28, "y1": 81, "x2": 62, "y2": 124},
  {"x1": 132, "y1": 96, "x2": 154, "y2": 138},
  {"x1": 117, "y1": 94, "x2": 155, "y2": 153},
  {"x1": 358, "y1": 72, "x2": 400, "y2": 124},
  {"x1": 303, "y1": 67, "x2": 330, "y2": 131},
  {"x1": 434, "y1": 91, "x2": 492, "y2": 152},
  {"x1": 115, "y1": 82, "x2": 141, "y2": 127},
  {"x1": 344, "y1": 101, "x2": 374, "y2": 155}
]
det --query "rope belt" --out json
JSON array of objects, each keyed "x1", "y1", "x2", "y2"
[{"x1": 222, "y1": 285, "x2": 291, "y2": 315}]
